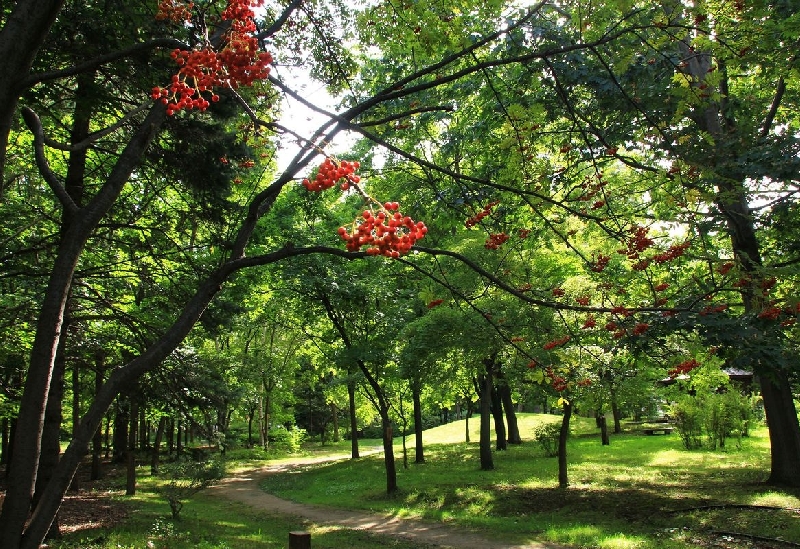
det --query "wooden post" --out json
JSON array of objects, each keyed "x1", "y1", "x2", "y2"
[{"x1": 289, "y1": 531, "x2": 311, "y2": 549}]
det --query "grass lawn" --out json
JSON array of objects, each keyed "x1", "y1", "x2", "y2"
[
  {"x1": 46, "y1": 413, "x2": 800, "y2": 549},
  {"x1": 260, "y1": 414, "x2": 800, "y2": 549}
]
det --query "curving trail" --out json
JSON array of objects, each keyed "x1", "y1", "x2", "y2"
[{"x1": 209, "y1": 453, "x2": 565, "y2": 549}]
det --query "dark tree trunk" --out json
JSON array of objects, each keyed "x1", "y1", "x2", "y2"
[
  {"x1": 464, "y1": 399, "x2": 473, "y2": 443},
  {"x1": 380, "y1": 411, "x2": 397, "y2": 493},
  {"x1": 599, "y1": 415, "x2": 610, "y2": 445},
  {"x1": 126, "y1": 399, "x2": 138, "y2": 496},
  {"x1": 477, "y1": 373, "x2": 494, "y2": 471},
  {"x1": 112, "y1": 402, "x2": 129, "y2": 464},
  {"x1": 558, "y1": 401, "x2": 573, "y2": 488},
  {"x1": 491, "y1": 384, "x2": 507, "y2": 451},
  {"x1": 348, "y1": 380, "x2": 359, "y2": 459},
  {"x1": 611, "y1": 398, "x2": 622, "y2": 434},
  {"x1": 247, "y1": 405, "x2": 254, "y2": 447},
  {"x1": 177, "y1": 419, "x2": 183, "y2": 457},
  {"x1": 331, "y1": 402, "x2": 339, "y2": 443},
  {"x1": 413, "y1": 381, "x2": 425, "y2": 464},
  {"x1": 498, "y1": 381, "x2": 521, "y2": 444},
  {"x1": 70, "y1": 361, "x2": 81, "y2": 488},
  {"x1": 1, "y1": 417, "x2": 9, "y2": 466},
  {"x1": 91, "y1": 421, "x2": 102, "y2": 482},
  {"x1": 167, "y1": 417, "x2": 175, "y2": 457},
  {"x1": 151, "y1": 417, "x2": 167, "y2": 475},
  {"x1": 0, "y1": 0, "x2": 65, "y2": 186},
  {"x1": 33, "y1": 331, "x2": 67, "y2": 541},
  {"x1": 761, "y1": 371, "x2": 800, "y2": 486},
  {"x1": 681, "y1": 40, "x2": 800, "y2": 487}
]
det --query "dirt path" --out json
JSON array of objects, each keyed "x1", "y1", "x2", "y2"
[{"x1": 210, "y1": 453, "x2": 565, "y2": 549}]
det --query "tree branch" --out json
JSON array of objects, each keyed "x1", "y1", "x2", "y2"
[{"x1": 20, "y1": 107, "x2": 78, "y2": 215}]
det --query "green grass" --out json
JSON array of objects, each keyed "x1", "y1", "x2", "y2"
[
  {"x1": 50, "y1": 467, "x2": 435, "y2": 549},
  {"x1": 259, "y1": 414, "x2": 800, "y2": 548},
  {"x1": 50, "y1": 413, "x2": 800, "y2": 549}
]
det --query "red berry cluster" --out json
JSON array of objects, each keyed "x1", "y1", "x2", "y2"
[
  {"x1": 552, "y1": 287, "x2": 565, "y2": 297},
  {"x1": 337, "y1": 203, "x2": 428, "y2": 258},
  {"x1": 617, "y1": 225, "x2": 654, "y2": 260},
  {"x1": 574, "y1": 174, "x2": 608, "y2": 205},
  {"x1": 302, "y1": 158, "x2": 361, "y2": 191},
  {"x1": 544, "y1": 367, "x2": 568, "y2": 392},
  {"x1": 156, "y1": 0, "x2": 194, "y2": 23},
  {"x1": 485, "y1": 233, "x2": 509, "y2": 249},
  {"x1": 543, "y1": 335, "x2": 570, "y2": 350},
  {"x1": 758, "y1": 305, "x2": 782, "y2": 320},
  {"x1": 465, "y1": 200, "x2": 499, "y2": 228},
  {"x1": 152, "y1": 0, "x2": 273, "y2": 115},
  {"x1": 582, "y1": 315, "x2": 596, "y2": 329},
  {"x1": 427, "y1": 299, "x2": 444, "y2": 309},
  {"x1": 591, "y1": 253, "x2": 611, "y2": 272},
  {"x1": 718, "y1": 262, "x2": 735, "y2": 275},
  {"x1": 668, "y1": 358, "x2": 700, "y2": 378},
  {"x1": 652, "y1": 241, "x2": 691, "y2": 263}
]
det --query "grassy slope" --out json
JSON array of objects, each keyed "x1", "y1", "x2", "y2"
[{"x1": 261, "y1": 413, "x2": 800, "y2": 549}]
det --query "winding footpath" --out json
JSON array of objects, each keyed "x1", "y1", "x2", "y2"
[{"x1": 209, "y1": 453, "x2": 566, "y2": 549}]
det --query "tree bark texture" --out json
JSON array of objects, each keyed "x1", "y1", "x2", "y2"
[
  {"x1": 558, "y1": 401, "x2": 573, "y2": 489},
  {"x1": 478, "y1": 372, "x2": 494, "y2": 471},
  {"x1": 413, "y1": 381, "x2": 425, "y2": 464},
  {"x1": 348, "y1": 380, "x2": 359, "y2": 459},
  {"x1": 498, "y1": 381, "x2": 521, "y2": 444}
]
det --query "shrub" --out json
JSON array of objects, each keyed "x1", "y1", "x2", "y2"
[
  {"x1": 267, "y1": 426, "x2": 306, "y2": 453},
  {"x1": 158, "y1": 458, "x2": 225, "y2": 519},
  {"x1": 670, "y1": 396, "x2": 704, "y2": 450},
  {"x1": 532, "y1": 421, "x2": 562, "y2": 457}
]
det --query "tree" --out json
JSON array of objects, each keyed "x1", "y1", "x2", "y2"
[{"x1": 4, "y1": 2, "x2": 800, "y2": 547}]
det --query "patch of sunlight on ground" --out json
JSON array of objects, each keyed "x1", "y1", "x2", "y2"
[
  {"x1": 598, "y1": 534, "x2": 646, "y2": 548},
  {"x1": 749, "y1": 491, "x2": 800, "y2": 508},
  {"x1": 549, "y1": 524, "x2": 603, "y2": 545},
  {"x1": 454, "y1": 485, "x2": 494, "y2": 514},
  {"x1": 647, "y1": 448, "x2": 695, "y2": 467}
]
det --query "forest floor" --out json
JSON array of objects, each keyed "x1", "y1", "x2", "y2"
[{"x1": 209, "y1": 453, "x2": 565, "y2": 549}]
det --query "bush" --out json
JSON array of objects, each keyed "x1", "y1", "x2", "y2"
[
  {"x1": 670, "y1": 389, "x2": 756, "y2": 450},
  {"x1": 671, "y1": 396, "x2": 704, "y2": 450},
  {"x1": 532, "y1": 421, "x2": 562, "y2": 457},
  {"x1": 158, "y1": 458, "x2": 225, "y2": 519},
  {"x1": 267, "y1": 426, "x2": 306, "y2": 453}
]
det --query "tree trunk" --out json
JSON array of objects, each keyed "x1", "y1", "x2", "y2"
[
  {"x1": 491, "y1": 384, "x2": 507, "y2": 451},
  {"x1": 599, "y1": 414, "x2": 610, "y2": 446},
  {"x1": 413, "y1": 381, "x2": 425, "y2": 464},
  {"x1": 681, "y1": 39, "x2": 800, "y2": 487},
  {"x1": 348, "y1": 379, "x2": 360, "y2": 459},
  {"x1": 478, "y1": 373, "x2": 494, "y2": 471},
  {"x1": 258, "y1": 396, "x2": 265, "y2": 448},
  {"x1": 112, "y1": 402, "x2": 129, "y2": 464},
  {"x1": 498, "y1": 381, "x2": 521, "y2": 444},
  {"x1": 126, "y1": 399, "x2": 138, "y2": 496},
  {"x1": 2, "y1": 418, "x2": 9, "y2": 466},
  {"x1": 33, "y1": 332, "x2": 67, "y2": 541},
  {"x1": 177, "y1": 419, "x2": 183, "y2": 457},
  {"x1": 0, "y1": 0, "x2": 65, "y2": 186},
  {"x1": 331, "y1": 402, "x2": 339, "y2": 443},
  {"x1": 761, "y1": 371, "x2": 800, "y2": 486},
  {"x1": 381, "y1": 411, "x2": 397, "y2": 493},
  {"x1": 558, "y1": 401, "x2": 572, "y2": 488},
  {"x1": 611, "y1": 398, "x2": 622, "y2": 434},
  {"x1": 151, "y1": 417, "x2": 166, "y2": 475}
]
